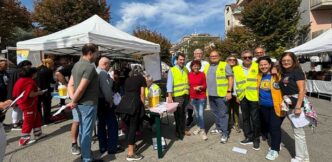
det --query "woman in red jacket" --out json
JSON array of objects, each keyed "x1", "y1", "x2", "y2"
[
  {"x1": 188, "y1": 60, "x2": 207, "y2": 140},
  {"x1": 13, "y1": 67, "x2": 45, "y2": 146}
]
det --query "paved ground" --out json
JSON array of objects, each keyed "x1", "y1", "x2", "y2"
[{"x1": 2, "y1": 97, "x2": 332, "y2": 162}]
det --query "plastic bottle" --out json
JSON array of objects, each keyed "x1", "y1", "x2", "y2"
[
  {"x1": 58, "y1": 84, "x2": 67, "y2": 97},
  {"x1": 148, "y1": 86, "x2": 160, "y2": 108}
]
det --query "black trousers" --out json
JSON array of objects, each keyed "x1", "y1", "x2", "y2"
[
  {"x1": 37, "y1": 92, "x2": 52, "y2": 124},
  {"x1": 240, "y1": 97, "x2": 260, "y2": 142},
  {"x1": 173, "y1": 95, "x2": 189, "y2": 137},
  {"x1": 259, "y1": 106, "x2": 284, "y2": 151},
  {"x1": 124, "y1": 108, "x2": 142, "y2": 145}
]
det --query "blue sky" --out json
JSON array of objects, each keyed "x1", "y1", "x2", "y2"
[{"x1": 21, "y1": 0, "x2": 231, "y2": 43}]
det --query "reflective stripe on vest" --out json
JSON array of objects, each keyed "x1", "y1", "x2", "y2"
[
  {"x1": 171, "y1": 66, "x2": 189, "y2": 97},
  {"x1": 204, "y1": 61, "x2": 228, "y2": 97},
  {"x1": 233, "y1": 62, "x2": 259, "y2": 101}
]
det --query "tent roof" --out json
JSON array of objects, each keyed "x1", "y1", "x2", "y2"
[
  {"x1": 17, "y1": 15, "x2": 160, "y2": 57},
  {"x1": 286, "y1": 28, "x2": 332, "y2": 55}
]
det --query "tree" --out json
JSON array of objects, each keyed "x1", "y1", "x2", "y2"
[
  {"x1": 33, "y1": 0, "x2": 110, "y2": 34},
  {"x1": 133, "y1": 26, "x2": 172, "y2": 65},
  {"x1": 0, "y1": 0, "x2": 32, "y2": 50},
  {"x1": 215, "y1": 27, "x2": 258, "y2": 60},
  {"x1": 241, "y1": 0, "x2": 308, "y2": 56}
]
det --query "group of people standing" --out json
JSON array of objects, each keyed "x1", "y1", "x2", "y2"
[
  {"x1": 0, "y1": 43, "x2": 311, "y2": 162},
  {"x1": 167, "y1": 47, "x2": 310, "y2": 162}
]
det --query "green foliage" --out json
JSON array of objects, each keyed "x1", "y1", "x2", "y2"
[
  {"x1": 133, "y1": 26, "x2": 172, "y2": 65},
  {"x1": 0, "y1": 0, "x2": 31, "y2": 50},
  {"x1": 33, "y1": 0, "x2": 110, "y2": 34},
  {"x1": 241, "y1": 0, "x2": 304, "y2": 57},
  {"x1": 216, "y1": 27, "x2": 258, "y2": 60}
]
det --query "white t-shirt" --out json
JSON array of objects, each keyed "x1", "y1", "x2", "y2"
[{"x1": 186, "y1": 60, "x2": 209, "y2": 72}]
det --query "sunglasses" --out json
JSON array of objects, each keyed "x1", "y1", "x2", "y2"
[
  {"x1": 242, "y1": 56, "x2": 253, "y2": 60},
  {"x1": 227, "y1": 59, "x2": 236, "y2": 61}
]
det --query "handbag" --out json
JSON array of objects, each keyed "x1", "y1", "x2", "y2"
[{"x1": 116, "y1": 94, "x2": 140, "y2": 115}]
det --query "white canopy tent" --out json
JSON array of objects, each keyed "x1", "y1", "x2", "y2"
[
  {"x1": 286, "y1": 28, "x2": 332, "y2": 55},
  {"x1": 16, "y1": 15, "x2": 162, "y2": 80},
  {"x1": 17, "y1": 15, "x2": 160, "y2": 56}
]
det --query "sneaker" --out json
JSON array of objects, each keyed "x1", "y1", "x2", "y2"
[
  {"x1": 71, "y1": 143, "x2": 81, "y2": 155},
  {"x1": 210, "y1": 129, "x2": 222, "y2": 134},
  {"x1": 240, "y1": 138, "x2": 253, "y2": 145},
  {"x1": 27, "y1": 139, "x2": 36, "y2": 145},
  {"x1": 291, "y1": 157, "x2": 310, "y2": 162},
  {"x1": 266, "y1": 150, "x2": 279, "y2": 160},
  {"x1": 253, "y1": 141, "x2": 260, "y2": 151},
  {"x1": 200, "y1": 131, "x2": 208, "y2": 141},
  {"x1": 19, "y1": 137, "x2": 32, "y2": 146},
  {"x1": 192, "y1": 128, "x2": 201, "y2": 135},
  {"x1": 220, "y1": 135, "x2": 228, "y2": 144},
  {"x1": 126, "y1": 154, "x2": 144, "y2": 161},
  {"x1": 11, "y1": 124, "x2": 22, "y2": 131}
]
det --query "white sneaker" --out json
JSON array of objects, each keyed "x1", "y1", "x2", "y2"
[
  {"x1": 220, "y1": 135, "x2": 228, "y2": 144},
  {"x1": 192, "y1": 128, "x2": 201, "y2": 135},
  {"x1": 291, "y1": 157, "x2": 310, "y2": 162},
  {"x1": 266, "y1": 150, "x2": 279, "y2": 160},
  {"x1": 200, "y1": 131, "x2": 208, "y2": 140},
  {"x1": 210, "y1": 129, "x2": 222, "y2": 134}
]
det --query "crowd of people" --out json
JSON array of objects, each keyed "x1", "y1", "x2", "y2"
[
  {"x1": 0, "y1": 43, "x2": 312, "y2": 162},
  {"x1": 166, "y1": 47, "x2": 310, "y2": 162}
]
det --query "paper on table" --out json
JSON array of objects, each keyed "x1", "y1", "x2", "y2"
[
  {"x1": 288, "y1": 111, "x2": 311, "y2": 128},
  {"x1": 232, "y1": 147, "x2": 247, "y2": 154},
  {"x1": 52, "y1": 106, "x2": 67, "y2": 116},
  {"x1": 2, "y1": 91, "x2": 25, "y2": 113}
]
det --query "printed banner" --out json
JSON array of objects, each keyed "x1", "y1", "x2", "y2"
[{"x1": 16, "y1": 50, "x2": 29, "y2": 64}]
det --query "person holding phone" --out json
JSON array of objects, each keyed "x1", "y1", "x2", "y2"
[{"x1": 12, "y1": 67, "x2": 45, "y2": 146}]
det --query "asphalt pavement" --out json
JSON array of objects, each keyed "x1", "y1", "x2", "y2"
[{"x1": 2, "y1": 97, "x2": 332, "y2": 162}]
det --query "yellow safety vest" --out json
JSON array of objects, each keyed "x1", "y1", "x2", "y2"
[
  {"x1": 233, "y1": 62, "x2": 259, "y2": 101},
  {"x1": 204, "y1": 61, "x2": 228, "y2": 97},
  {"x1": 171, "y1": 66, "x2": 189, "y2": 97}
]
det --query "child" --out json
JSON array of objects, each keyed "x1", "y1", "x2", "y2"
[{"x1": 12, "y1": 67, "x2": 45, "y2": 146}]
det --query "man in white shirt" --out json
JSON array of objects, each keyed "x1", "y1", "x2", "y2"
[{"x1": 185, "y1": 49, "x2": 208, "y2": 127}]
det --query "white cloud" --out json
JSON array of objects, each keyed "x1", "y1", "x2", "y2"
[{"x1": 115, "y1": 0, "x2": 229, "y2": 34}]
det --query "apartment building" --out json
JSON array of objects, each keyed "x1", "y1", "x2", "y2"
[{"x1": 299, "y1": 0, "x2": 332, "y2": 44}]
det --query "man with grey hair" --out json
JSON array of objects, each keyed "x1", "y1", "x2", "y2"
[
  {"x1": 233, "y1": 50, "x2": 261, "y2": 151},
  {"x1": 185, "y1": 49, "x2": 208, "y2": 127},
  {"x1": 253, "y1": 47, "x2": 277, "y2": 63},
  {"x1": 96, "y1": 57, "x2": 123, "y2": 156}
]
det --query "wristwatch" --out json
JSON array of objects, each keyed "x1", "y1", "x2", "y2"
[{"x1": 227, "y1": 90, "x2": 232, "y2": 93}]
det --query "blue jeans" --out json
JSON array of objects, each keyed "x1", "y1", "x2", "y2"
[
  {"x1": 191, "y1": 98, "x2": 206, "y2": 129},
  {"x1": 76, "y1": 105, "x2": 97, "y2": 162},
  {"x1": 97, "y1": 106, "x2": 118, "y2": 153},
  {"x1": 208, "y1": 96, "x2": 229, "y2": 137}
]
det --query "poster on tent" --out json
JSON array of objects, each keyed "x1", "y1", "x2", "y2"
[{"x1": 16, "y1": 50, "x2": 29, "y2": 64}]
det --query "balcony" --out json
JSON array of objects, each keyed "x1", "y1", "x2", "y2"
[{"x1": 311, "y1": 0, "x2": 332, "y2": 10}]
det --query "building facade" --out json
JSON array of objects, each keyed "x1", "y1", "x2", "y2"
[{"x1": 298, "y1": 0, "x2": 332, "y2": 44}]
